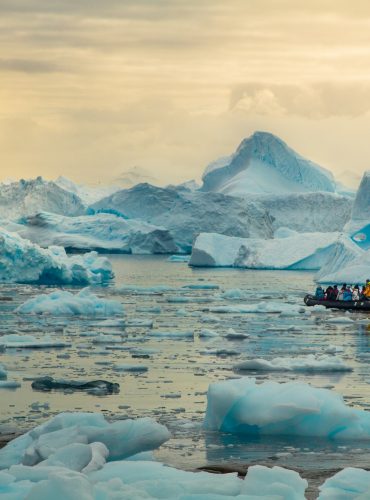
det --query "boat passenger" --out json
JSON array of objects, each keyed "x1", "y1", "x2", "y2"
[
  {"x1": 352, "y1": 286, "x2": 360, "y2": 301},
  {"x1": 315, "y1": 286, "x2": 325, "y2": 300},
  {"x1": 332, "y1": 284, "x2": 339, "y2": 300},
  {"x1": 337, "y1": 284, "x2": 346, "y2": 300},
  {"x1": 363, "y1": 280, "x2": 370, "y2": 300},
  {"x1": 343, "y1": 286, "x2": 353, "y2": 301}
]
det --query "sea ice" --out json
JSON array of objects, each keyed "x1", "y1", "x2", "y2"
[
  {"x1": 204, "y1": 377, "x2": 370, "y2": 439},
  {"x1": 0, "y1": 334, "x2": 71, "y2": 349},
  {"x1": 318, "y1": 467, "x2": 370, "y2": 499},
  {"x1": 16, "y1": 288, "x2": 123, "y2": 317}
]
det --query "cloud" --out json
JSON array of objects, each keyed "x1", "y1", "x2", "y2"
[
  {"x1": 0, "y1": 58, "x2": 61, "y2": 73},
  {"x1": 230, "y1": 83, "x2": 370, "y2": 118}
]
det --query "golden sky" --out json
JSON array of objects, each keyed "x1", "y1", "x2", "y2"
[{"x1": 1, "y1": 0, "x2": 370, "y2": 186}]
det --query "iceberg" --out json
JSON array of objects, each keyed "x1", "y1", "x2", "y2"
[
  {"x1": 202, "y1": 131, "x2": 337, "y2": 195},
  {"x1": 189, "y1": 231, "x2": 340, "y2": 269},
  {"x1": 234, "y1": 355, "x2": 352, "y2": 373},
  {"x1": 204, "y1": 377, "x2": 370, "y2": 439},
  {"x1": 318, "y1": 467, "x2": 370, "y2": 499},
  {"x1": 0, "y1": 176, "x2": 85, "y2": 220},
  {"x1": 0, "y1": 228, "x2": 113, "y2": 284},
  {"x1": 346, "y1": 171, "x2": 370, "y2": 234},
  {"x1": 0, "y1": 334, "x2": 71, "y2": 349},
  {"x1": 92, "y1": 183, "x2": 273, "y2": 252},
  {"x1": 55, "y1": 176, "x2": 119, "y2": 206},
  {"x1": 16, "y1": 288, "x2": 123, "y2": 317},
  {"x1": 8, "y1": 211, "x2": 178, "y2": 254}
]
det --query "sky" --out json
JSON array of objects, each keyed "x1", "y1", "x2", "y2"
[{"x1": 1, "y1": 1, "x2": 370, "y2": 187}]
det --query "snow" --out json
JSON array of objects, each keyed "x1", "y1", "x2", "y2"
[
  {"x1": 202, "y1": 131, "x2": 337, "y2": 195},
  {"x1": 0, "y1": 228, "x2": 113, "y2": 284},
  {"x1": 318, "y1": 467, "x2": 370, "y2": 499},
  {"x1": 92, "y1": 183, "x2": 273, "y2": 252},
  {"x1": 16, "y1": 288, "x2": 123, "y2": 317},
  {"x1": 0, "y1": 177, "x2": 85, "y2": 220},
  {"x1": 6, "y1": 211, "x2": 178, "y2": 254},
  {"x1": 204, "y1": 377, "x2": 370, "y2": 439},
  {"x1": 234, "y1": 355, "x2": 352, "y2": 373},
  {"x1": 190, "y1": 232, "x2": 339, "y2": 269}
]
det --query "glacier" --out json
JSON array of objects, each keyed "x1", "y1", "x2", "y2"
[
  {"x1": 204, "y1": 377, "x2": 370, "y2": 439},
  {"x1": 189, "y1": 231, "x2": 340, "y2": 269},
  {"x1": 0, "y1": 228, "x2": 113, "y2": 284},
  {"x1": 4, "y1": 212, "x2": 178, "y2": 254},
  {"x1": 16, "y1": 288, "x2": 123, "y2": 316},
  {"x1": 201, "y1": 131, "x2": 337, "y2": 195}
]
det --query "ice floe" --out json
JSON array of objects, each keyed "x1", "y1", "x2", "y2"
[
  {"x1": 234, "y1": 355, "x2": 352, "y2": 373},
  {"x1": 16, "y1": 288, "x2": 123, "y2": 317}
]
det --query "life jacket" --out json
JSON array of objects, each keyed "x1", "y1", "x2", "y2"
[{"x1": 364, "y1": 284, "x2": 370, "y2": 298}]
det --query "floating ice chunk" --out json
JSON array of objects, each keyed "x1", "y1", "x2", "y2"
[
  {"x1": 0, "y1": 364, "x2": 7, "y2": 379},
  {"x1": 115, "y1": 284, "x2": 174, "y2": 295},
  {"x1": 0, "y1": 381, "x2": 20, "y2": 389},
  {"x1": 167, "y1": 255, "x2": 190, "y2": 262},
  {"x1": 24, "y1": 469, "x2": 93, "y2": 500},
  {"x1": 234, "y1": 355, "x2": 352, "y2": 373},
  {"x1": 16, "y1": 288, "x2": 123, "y2": 317},
  {"x1": 31, "y1": 377, "x2": 119, "y2": 394},
  {"x1": 182, "y1": 283, "x2": 219, "y2": 290},
  {"x1": 94, "y1": 318, "x2": 125, "y2": 328},
  {"x1": 222, "y1": 289, "x2": 249, "y2": 300},
  {"x1": 241, "y1": 465, "x2": 307, "y2": 499},
  {"x1": 0, "y1": 228, "x2": 113, "y2": 284},
  {"x1": 149, "y1": 330, "x2": 194, "y2": 339},
  {"x1": 224, "y1": 328, "x2": 250, "y2": 340},
  {"x1": 199, "y1": 329, "x2": 219, "y2": 338},
  {"x1": 167, "y1": 296, "x2": 214, "y2": 303},
  {"x1": 209, "y1": 302, "x2": 304, "y2": 315},
  {"x1": 204, "y1": 377, "x2": 370, "y2": 439},
  {"x1": 0, "y1": 413, "x2": 170, "y2": 470},
  {"x1": 92, "y1": 334, "x2": 125, "y2": 344},
  {"x1": 126, "y1": 318, "x2": 154, "y2": 328},
  {"x1": 326, "y1": 316, "x2": 354, "y2": 324},
  {"x1": 39, "y1": 442, "x2": 107, "y2": 472},
  {"x1": 0, "y1": 334, "x2": 70, "y2": 349},
  {"x1": 318, "y1": 467, "x2": 370, "y2": 499},
  {"x1": 114, "y1": 364, "x2": 148, "y2": 373}
]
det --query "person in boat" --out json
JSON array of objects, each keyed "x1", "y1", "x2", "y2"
[
  {"x1": 337, "y1": 284, "x2": 346, "y2": 301},
  {"x1": 343, "y1": 285, "x2": 353, "y2": 301},
  {"x1": 332, "y1": 284, "x2": 339, "y2": 300},
  {"x1": 363, "y1": 280, "x2": 370, "y2": 300},
  {"x1": 325, "y1": 285, "x2": 336, "y2": 301},
  {"x1": 352, "y1": 285, "x2": 360, "y2": 301},
  {"x1": 315, "y1": 285, "x2": 325, "y2": 300}
]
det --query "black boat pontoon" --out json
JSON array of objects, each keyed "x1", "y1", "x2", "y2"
[{"x1": 304, "y1": 294, "x2": 370, "y2": 311}]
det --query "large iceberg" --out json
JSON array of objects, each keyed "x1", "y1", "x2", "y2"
[
  {"x1": 204, "y1": 377, "x2": 370, "y2": 439},
  {"x1": 0, "y1": 177, "x2": 85, "y2": 220},
  {"x1": 91, "y1": 183, "x2": 273, "y2": 252},
  {"x1": 16, "y1": 288, "x2": 123, "y2": 316},
  {"x1": 6, "y1": 212, "x2": 178, "y2": 254},
  {"x1": 189, "y1": 231, "x2": 339, "y2": 269},
  {"x1": 0, "y1": 228, "x2": 113, "y2": 284},
  {"x1": 55, "y1": 176, "x2": 119, "y2": 206},
  {"x1": 201, "y1": 131, "x2": 337, "y2": 195},
  {"x1": 346, "y1": 170, "x2": 370, "y2": 234}
]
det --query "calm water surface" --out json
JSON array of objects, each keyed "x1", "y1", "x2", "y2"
[{"x1": 1, "y1": 255, "x2": 370, "y2": 473}]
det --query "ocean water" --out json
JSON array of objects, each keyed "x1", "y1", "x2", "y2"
[{"x1": 1, "y1": 255, "x2": 370, "y2": 474}]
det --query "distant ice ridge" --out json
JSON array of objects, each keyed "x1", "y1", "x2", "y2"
[
  {"x1": 189, "y1": 231, "x2": 339, "y2": 269},
  {"x1": 202, "y1": 131, "x2": 337, "y2": 195},
  {"x1": 0, "y1": 411, "x2": 309, "y2": 499},
  {"x1": 204, "y1": 377, "x2": 370, "y2": 439},
  {"x1": 0, "y1": 228, "x2": 113, "y2": 284},
  {"x1": 91, "y1": 183, "x2": 274, "y2": 252},
  {"x1": 55, "y1": 176, "x2": 119, "y2": 206},
  {"x1": 6, "y1": 212, "x2": 178, "y2": 254},
  {"x1": 16, "y1": 289, "x2": 123, "y2": 316},
  {"x1": 0, "y1": 177, "x2": 85, "y2": 220}
]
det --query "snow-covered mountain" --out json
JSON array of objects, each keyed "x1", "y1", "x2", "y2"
[
  {"x1": 92, "y1": 183, "x2": 274, "y2": 252},
  {"x1": 114, "y1": 166, "x2": 160, "y2": 188},
  {"x1": 0, "y1": 177, "x2": 85, "y2": 220},
  {"x1": 202, "y1": 131, "x2": 338, "y2": 196}
]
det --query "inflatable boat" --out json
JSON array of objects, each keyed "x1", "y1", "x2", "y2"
[{"x1": 304, "y1": 294, "x2": 370, "y2": 311}]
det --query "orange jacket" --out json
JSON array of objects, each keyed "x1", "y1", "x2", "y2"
[{"x1": 364, "y1": 284, "x2": 370, "y2": 298}]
